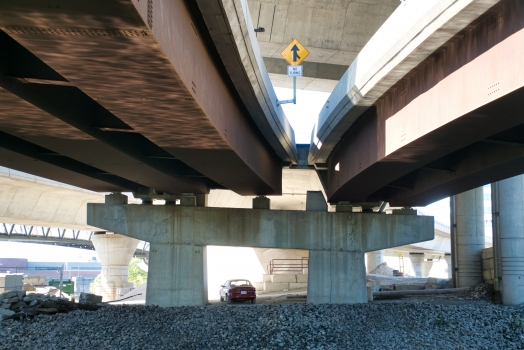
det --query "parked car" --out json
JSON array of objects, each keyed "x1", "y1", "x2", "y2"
[{"x1": 219, "y1": 279, "x2": 257, "y2": 304}]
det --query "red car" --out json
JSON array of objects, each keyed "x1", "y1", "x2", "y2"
[{"x1": 219, "y1": 279, "x2": 257, "y2": 304}]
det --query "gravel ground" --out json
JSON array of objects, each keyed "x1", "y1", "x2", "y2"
[{"x1": 2, "y1": 299, "x2": 524, "y2": 349}]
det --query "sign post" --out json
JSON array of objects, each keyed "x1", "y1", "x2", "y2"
[{"x1": 277, "y1": 39, "x2": 309, "y2": 106}]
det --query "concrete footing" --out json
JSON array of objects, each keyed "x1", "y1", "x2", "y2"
[{"x1": 91, "y1": 233, "x2": 139, "y2": 301}]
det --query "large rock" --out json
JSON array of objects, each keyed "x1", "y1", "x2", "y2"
[
  {"x1": 79, "y1": 293, "x2": 103, "y2": 305},
  {"x1": 0, "y1": 308, "x2": 15, "y2": 317},
  {"x1": 15, "y1": 289, "x2": 26, "y2": 298},
  {"x1": 425, "y1": 277, "x2": 438, "y2": 290},
  {"x1": 2, "y1": 297, "x2": 19, "y2": 303},
  {"x1": 10, "y1": 301, "x2": 25, "y2": 311},
  {"x1": 23, "y1": 294, "x2": 39, "y2": 302},
  {"x1": 1, "y1": 291, "x2": 17, "y2": 299}
]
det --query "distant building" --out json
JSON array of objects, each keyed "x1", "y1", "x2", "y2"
[{"x1": 0, "y1": 258, "x2": 101, "y2": 280}]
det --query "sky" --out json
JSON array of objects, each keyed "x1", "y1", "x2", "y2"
[{"x1": 274, "y1": 87, "x2": 330, "y2": 144}]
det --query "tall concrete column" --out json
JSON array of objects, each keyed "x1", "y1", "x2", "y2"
[
  {"x1": 91, "y1": 233, "x2": 139, "y2": 301},
  {"x1": 147, "y1": 243, "x2": 207, "y2": 307},
  {"x1": 422, "y1": 254, "x2": 435, "y2": 277},
  {"x1": 444, "y1": 254, "x2": 452, "y2": 279},
  {"x1": 409, "y1": 253, "x2": 425, "y2": 277},
  {"x1": 496, "y1": 175, "x2": 524, "y2": 305},
  {"x1": 308, "y1": 250, "x2": 366, "y2": 304},
  {"x1": 452, "y1": 187, "x2": 485, "y2": 287},
  {"x1": 366, "y1": 250, "x2": 385, "y2": 273}
]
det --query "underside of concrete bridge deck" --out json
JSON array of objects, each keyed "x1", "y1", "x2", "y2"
[{"x1": 247, "y1": 0, "x2": 399, "y2": 92}]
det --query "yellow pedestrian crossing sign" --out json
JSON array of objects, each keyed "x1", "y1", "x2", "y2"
[{"x1": 281, "y1": 39, "x2": 309, "y2": 66}]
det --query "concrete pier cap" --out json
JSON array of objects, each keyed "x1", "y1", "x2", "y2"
[{"x1": 87, "y1": 203, "x2": 433, "y2": 307}]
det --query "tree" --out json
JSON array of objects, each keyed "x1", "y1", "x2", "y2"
[
  {"x1": 90, "y1": 274, "x2": 101, "y2": 293},
  {"x1": 128, "y1": 257, "x2": 148, "y2": 287}
]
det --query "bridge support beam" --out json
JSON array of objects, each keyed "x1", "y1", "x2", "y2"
[
  {"x1": 494, "y1": 175, "x2": 524, "y2": 305},
  {"x1": 87, "y1": 204, "x2": 433, "y2": 307},
  {"x1": 451, "y1": 187, "x2": 485, "y2": 288},
  {"x1": 91, "y1": 233, "x2": 139, "y2": 301}
]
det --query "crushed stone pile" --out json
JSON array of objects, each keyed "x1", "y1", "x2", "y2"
[
  {"x1": 369, "y1": 262, "x2": 395, "y2": 276},
  {"x1": 2, "y1": 300, "x2": 524, "y2": 349}
]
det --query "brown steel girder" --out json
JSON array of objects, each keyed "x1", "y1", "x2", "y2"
[
  {"x1": 327, "y1": 0, "x2": 524, "y2": 206},
  {"x1": 0, "y1": 0, "x2": 282, "y2": 196}
]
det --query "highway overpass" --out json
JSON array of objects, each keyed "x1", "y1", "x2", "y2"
[
  {"x1": 0, "y1": 0, "x2": 523, "y2": 305},
  {"x1": 310, "y1": 0, "x2": 524, "y2": 208}
]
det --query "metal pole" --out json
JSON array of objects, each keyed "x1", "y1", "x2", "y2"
[
  {"x1": 59, "y1": 265, "x2": 64, "y2": 297},
  {"x1": 491, "y1": 182, "x2": 501, "y2": 297},
  {"x1": 450, "y1": 195, "x2": 458, "y2": 288},
  {"x1": 293, "y1": 76, "x2": 296, "y2": 104}
]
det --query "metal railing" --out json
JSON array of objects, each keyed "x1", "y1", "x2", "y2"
[
  {"x1": 0, "y1": 222, "x2": 150, "y2": 257},
  {"x1": 267, "y1": 258, "x2": 308, "y2": 275}
]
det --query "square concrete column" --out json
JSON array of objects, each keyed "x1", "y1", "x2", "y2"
[
  {"x1": 147, "y1": 243, "x2": 207, "y2": 307},
  {"x1": 308, "y1": 250, "x2": 366, "y2": 304}
]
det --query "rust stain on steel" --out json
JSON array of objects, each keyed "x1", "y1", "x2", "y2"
[
  {"x1": 328, "y1": 0, "x2": 524, "y2": 204},
  {"x1": 0, "y1": 89, "x2": 201, "y2": 194}
]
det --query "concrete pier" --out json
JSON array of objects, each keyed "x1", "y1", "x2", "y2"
[
  {"x1": 148, "y1": 243, "x2": 207, "y2": 306},
  {"x1": 452, "y1": 187, "x2": 485, "y2": 288},
  {"x1": 422, "y1": 254, "x2": 435, "y2": 278},
  {"x1": 91, "y1": 233, "x2": 139, "y2": 301},
  {"x1": 366, "y1": 250, "x2": 385, "y2": 273},
  {"x1": 409, "y1": 253, "x2": 425, "y2": 277},
  {"x1": 309, "y1": 251, "x2": 366, "y2": 304},
  {"x1": 496, "y1": 175, "x2": 524, "y2": 305},
  {"x1": 88, "y1": 200, "x2": 433, "y2": 306},
  {"x1": 444, "y1": 254, "x2": 452, "y2": 279}
]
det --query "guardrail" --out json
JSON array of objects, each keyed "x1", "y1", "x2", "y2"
[
  {"x1": 267, "y1": 258, "x2": 308, "y2": 275},
  {"x1": 0, "y1": 223, "x2": 150, "y2": 257}
]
